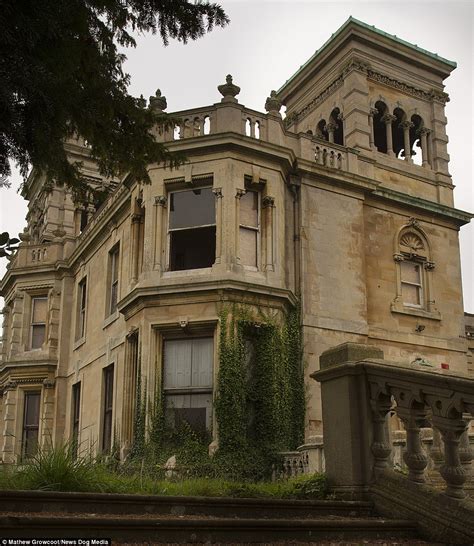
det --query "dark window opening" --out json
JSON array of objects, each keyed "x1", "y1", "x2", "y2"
[
  {"x1": 329, "y1": 108, "x2": 344, "y2": 145},
  {"x1": 169, "y1": 187, "x2": 216, "y2": 271},
  {"x1": 373, "y1": 101, "x2": 388, "y2": 153},
  {"x1": 102, "y1": 364, "x2": 114, "y2": 452},
  {"x1": 72, "y1": 382, "x2": 81, "y2": 459},
  {"x1": 392, "y1": 108, "x2": 406, "y2": 158},
  {"x1": 22, "y1": 392, "x2": 41, "y2": 460},
  {"x1": 316, "y1": 119, "x2": 328, "y2": 141}
]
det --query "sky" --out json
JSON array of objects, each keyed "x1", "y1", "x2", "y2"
[{"x1": 0, "y1": 0, "x2": 473, "y2": 311}]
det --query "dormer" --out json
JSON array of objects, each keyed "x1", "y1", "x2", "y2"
[{"x1": 277, "y1": 17, "x2": 456, "y2": 186}]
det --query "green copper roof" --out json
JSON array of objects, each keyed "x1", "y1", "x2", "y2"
[{"x1": 277, "y1": 16, "x2": 456, "y2": 95}]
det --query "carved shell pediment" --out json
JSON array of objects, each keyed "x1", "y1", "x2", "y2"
[{"x1": 400, "y1": 232, "x2": 424, "y2": 253}]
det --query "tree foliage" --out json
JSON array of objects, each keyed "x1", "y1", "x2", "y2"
[{"x1": 0, "y1": 0, "x2": 229, "y2": 198}]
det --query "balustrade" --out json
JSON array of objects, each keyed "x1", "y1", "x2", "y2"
[
  {"x1": 313, "y1": 342, "x2": 474, "y2": 501},
  {"x1": 314, "y1": 143, "x2": 345, "y2": 169}
]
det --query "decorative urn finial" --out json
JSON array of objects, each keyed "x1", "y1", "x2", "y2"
[
  {"x1": 149, "y1": 89, "x2": 167, "y2": 112},
  {"x1": 217, "y1": 74, "x2": 240, "y2": 103},
  {"x1": 265, "y1": 90, "x2": 282, "y2": 116},
  {"x1": 137, "y1": 94, "x2": 147, "y2": 109}
]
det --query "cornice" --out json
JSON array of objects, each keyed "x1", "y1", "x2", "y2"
[{"x1": 285, "y1": 62, "x2": 449, "y2": 127}]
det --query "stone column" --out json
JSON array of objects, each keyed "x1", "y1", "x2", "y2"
[
  {"x1": 153, "y1": 196, "x2": 167, "y2": 271},
  {"x1": 382, "y1": 114, "x2": 396, "y2": 157},
  {"x1": 213, "y1": 188, "x2": 223, "y2": 265},
  {"x1": 41, "y1": 379, "x2": 56, "y2": 449},
  {"x1": 2, "y1": 381, "x2": 18, "y2": 463},
  {"x1": 418, "y1": 128, "x2": 431, "y2": 168},
  {"x1": 235, "y1": 189, "x2": 246, "y2": 265},
  {"x1": 0, "y1": 306, "x2": 10, "y2": 361},
  {"x1": 400, "y1": 121, "x2": 414, "y2": 163},
  {"x1": 10, "y1": 291, "x2": 24, "y2": 355},
  {"x1": 370, "y1": 394, "x2": 392, "y2": 474},
  {"x1": 326, "y1": 122, "x2": 337, "y2": 144},
  {"x1": 262, "y1": 196, "x2": 275, "y2": 272},
  {"x1": 368, "y1": 108, "x2": 377, "y2": 150}
]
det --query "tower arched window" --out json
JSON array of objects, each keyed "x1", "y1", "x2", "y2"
[
  {"x1": 372, "y1": 101, "x2": 389, "y2": 153},
  {"x1": 391, "y1": 219, "x2": 440, "y2": 320},
  {"x1": 329, "y1": 108, "x2": 344, "y2": 146},
  {"x1": 316, "y1": 119, "x2": 328, "y2": 141}
]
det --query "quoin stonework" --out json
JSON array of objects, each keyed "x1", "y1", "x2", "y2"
[{"x1": 0, "y1": 18, "x2": 472, "y2": 463}]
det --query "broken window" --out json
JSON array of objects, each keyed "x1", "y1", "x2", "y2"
[
  {"x1": 22, "y1": 392, "x2": 41, "y2": 459},
  {"x1": 163, "y1": 337, "x2": 213, "y2": 432},
  {"x1": 107, "y1": 244, "x2": 120, "y2": 315},
  {"x1": 71, "y1": 382, "x2": 81, "y2": 459},
  {"x1": 239, "y1": 190, "x2": 259, "y2": 268},
  {"x1": 168, "y1": 187, "x2": 216, "y2": 271},
  {"x1": 76, "y1": 278, "x2": 87, "y2": 340},
  {"x1": 30, "y1": 296, "x2": 47, "y2": 349},
  {"x1": 102, "y1": 364, "x2": 114, "y2": 452}
]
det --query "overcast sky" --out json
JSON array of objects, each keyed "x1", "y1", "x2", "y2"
[{"x1": 1, "y1": 0, "x2": 472, "y2": 311}]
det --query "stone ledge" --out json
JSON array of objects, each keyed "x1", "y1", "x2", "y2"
[{"x1": 319, "y1": 342, "x2": 384, "y2": 370}]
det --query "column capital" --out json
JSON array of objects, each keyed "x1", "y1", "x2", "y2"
[
  {"x1": 154, "y1": 195, "x2": 167, "y2": 207},
  {"x1": 381, "y1": 113, "x2": 396, "y2": 124},
  {"x1": 417, "y1": 127, "x2": 431, "y2": 136},
  {"x1": 235, "y1": 188, "x2": 246, "y2": 199},
  {"x1": 369, "y1": 107, "x2": 378, "y2": 117},
  {"x1": 262, "y1": 196, "x2": 275, "y2": 208},
  {"x1": 212, "y1": 187, "x2": 223, "y2": 199},
  {"x1": 399, "y1": 120, "x2": 414, "y2": 130}
]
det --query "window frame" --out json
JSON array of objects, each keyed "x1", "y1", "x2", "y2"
[
  {"x1": 162, "y1": 335, "x2": 214, "y2": 432},
  {"x1": 71, "y1": 382, "x2": 81, "y2": 459},
  {"x1": 22, "y1": 391, "x2": 41, "y2": 460},
  {"x1": 76, "y1": 277, "x2": 87, "y2": 341},
  {"x1": 107, "y1": 244, "x2": 120, "y2": 316},
  {"x1": 400, "y1": 259, "x2": 424, "y2": 309},
  {"x1": 101, "y1": 364, "x2": 114, "y2": 453},
  {"x1": 29, "y1": 295, "x2": 48, "y2": 350},
  {"x1": 239, "y1": 189, "x2": 261, "y2": 270},
  {"x1": 166, "y1": 186, "x2": 216, "y2": 272}
]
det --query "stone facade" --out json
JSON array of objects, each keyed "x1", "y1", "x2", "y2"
[{"x1": 0, "y1": 17, "x2": 472, "y2": 462}]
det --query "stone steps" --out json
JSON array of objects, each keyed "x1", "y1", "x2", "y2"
[{"x1": 0, "y1": 491, "x2": 428, "y2": 544}]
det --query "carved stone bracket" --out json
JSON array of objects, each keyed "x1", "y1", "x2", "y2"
[
  {"x1": 424, "y1": 261, "x2": 435, "y2": 271},
  {"x1": 212, "y1": 187, "x2": 223, "y2": 199},
  {"x1": 235, "y1": 188, "x2": 246, "y2": 199}
]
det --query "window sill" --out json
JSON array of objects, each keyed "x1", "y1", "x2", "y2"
[
  {"x1": 103, "y1": 310, "x2": 120, "y2": 329},
  {"x1": 73, "y1": 336, "x2": 86, "y2": 351},
  {"x1": 390, "y1": 301, "x2": 441, "y2": 321}
]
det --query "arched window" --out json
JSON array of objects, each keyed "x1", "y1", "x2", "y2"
[
  {"x1": 410, "y1": 115, "x2": 424, "y2": 166},
  {"x1": 373, "y1": 101, "x2": 388, "y2": 153},
  {"x1": 329, "y1": 108, "x2": 344, "y2": 145},
  {"x1": 316, "y1": 119, "x2": 328, "y2": 141},
  {"x1": 203, "y1": 116, "x2": 210, "y2": 135},
  {"x1": 392, "y1": 108, "x2": 406, "y2": 159},
  {"x1": 391, "y1": 219, "x2": 439, "y2": 319}
]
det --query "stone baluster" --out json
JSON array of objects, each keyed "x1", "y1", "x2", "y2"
[
  {"x1": 382, "y1": 113, "x2": 396, "y2": 156},
  {"x1": 430, "y1": 427, "x2": 445, "y2": 471},
  {"x1": 458, "y1": 429, "x2": 472, "y2": 476},
  {"x1": 418, "y1": 128, "x2": 431, "y2": 168},
  {"x1": 370, "y1": 394, "x2": 393, "y2": 473},
  {"x1": 432, "y1": 415, "x2": 469, "y2": 499},
  {"x1": 400, "y1": 121, "x2": 414, "y2": 163},
  {"x1": 396, "y1": 403, "x2": 430, "y2": 483}
]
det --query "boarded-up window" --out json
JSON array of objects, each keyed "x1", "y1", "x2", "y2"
[
  {"x1": 22, "y1": 392, "x2": 41, "y2": 459},
  {"x1": 168, "y1": 188, "x2": 216, "y2": 271},
  {"x1": 239, "y1": 190, "x2": 259, "y2": 267},
  {"x1": 401, "y1": 261, "x2": 423, "y2": 307},
  {"x1": 163, "y1": 337, "x2": 213, "y2": 432},
  {"x1": 30, "y1": 297, "x2": 47, "y2": 349}
]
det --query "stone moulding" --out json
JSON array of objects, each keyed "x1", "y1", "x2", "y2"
[{"x1": 285, "y1": 65, "x2": 449, "y2": 128}]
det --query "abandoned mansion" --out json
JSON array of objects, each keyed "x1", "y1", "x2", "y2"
[{"x1": 0, "y1": 17, "x2": 473, "y2": 463}]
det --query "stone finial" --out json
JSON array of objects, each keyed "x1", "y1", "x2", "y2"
[
  {"x1": 218, "y1": 74, "x2": 240, "y2": 103},
  {"x1": 137, "y1": 94, "x2": 147, "y2": 109},
  {"x1": 18, "y1": 228, "x2": 31, "y2": 243},
  {"x1": 265, "y1": 90, "x2": 282, "y2": 116},
  {"x1": 149, "y1": 89, "x2": 167, "y2": 112}
]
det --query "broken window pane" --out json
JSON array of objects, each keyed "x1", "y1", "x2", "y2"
[
  {"x1": 169, "y1": 188, "x2": 216, "y2": 271},
  {"x1": 22, "y1": 392, "x2": 40, "y2": 459}
]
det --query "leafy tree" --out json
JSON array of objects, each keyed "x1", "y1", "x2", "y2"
[{"x1": 0, "y1": 0, "x2": 229, "y2": 199}]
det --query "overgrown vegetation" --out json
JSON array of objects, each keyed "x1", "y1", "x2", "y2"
[
  {"x1": 123, "y1": 304, "x2": 305, "y2": 482},
  {"x1": 0, "y1": 444, "x2": 326, "y2": 499}
]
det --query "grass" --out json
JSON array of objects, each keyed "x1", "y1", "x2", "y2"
[{"x1": 0, "y1": 445, "x2": 328, "y2": 499}]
